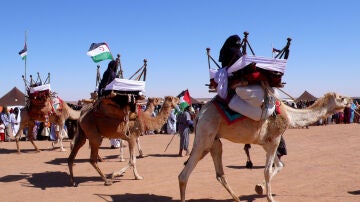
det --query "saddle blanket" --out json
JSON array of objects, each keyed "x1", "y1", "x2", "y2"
[{"x1": 213, "y1": 98, "x2": 246, "y2": 125}]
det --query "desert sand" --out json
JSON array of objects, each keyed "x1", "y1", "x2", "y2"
[{"x1": 0, "y1": 123, "x2": 360, "y2": 202}]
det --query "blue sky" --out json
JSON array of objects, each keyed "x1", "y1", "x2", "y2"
[{"x1": 1, "y1": 1, "x2": 359, "y2": 101}]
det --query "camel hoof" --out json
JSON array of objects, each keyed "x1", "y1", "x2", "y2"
[
  {"x1": 255, "y1": 183, "x2": 264, "y2": 195},
  {"x1": 246, "y1": 160, "x2": 253, "y2": 169},
  {"x1": 135, "y1": 176, "x2": 144, "y2": 180},
  {"x1": 119, "y1": 158, "x2": 126, "y2": 162},
  {"x1": 104, "y1": 180, "x2": 112, "y2": 186},
  {"x1": 137, "y1": 155, "x2": 144, "y2": 158},
  {"x1": 70, "y1": 179, "x2": 78, "y2": 187}
]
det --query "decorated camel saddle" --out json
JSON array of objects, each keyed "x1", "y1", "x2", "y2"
[
  {"x1": 24, "y1": 73, "x2": 63, "y2": 116},
  {"x1": 95, "y1": 57, "x2": 148, "y2": 115},
  {"x1": 207, "y1": 32, "x2": 291, "y2": 122}
]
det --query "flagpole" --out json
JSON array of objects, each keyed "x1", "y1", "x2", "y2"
[
  {"x1": 24, "y1": 31, "x2": 28, "y2": 105},
  {"x1": 24, "y1": 31, "x2": 27, "y2": 82}
]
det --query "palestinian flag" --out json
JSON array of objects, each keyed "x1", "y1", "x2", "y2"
[
  {"x1": 86, "y1": 42, "x2": 114, "y2": 63},
  {"x1": 177, "y1": 89, "x2": 192, "y2": 111},
  {"x1": 18, "y1": 43, "x2": 27, "y2": 60}
]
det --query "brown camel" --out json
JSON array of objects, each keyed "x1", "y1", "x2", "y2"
[
  {"x1": 119, "y1": 97, "x2": 164, "y2": 161},
  {"x1": 178, "y1": 92, "x2": 350, "y2": 202},
  {"x1": 67, "y1": 95, "x2": 179, "y2": 186},
  {"x1": 15, "y1": 95, "x2": 81, "y2": 153}
]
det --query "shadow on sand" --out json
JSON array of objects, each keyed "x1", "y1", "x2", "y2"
[
  {"x1": 227, "y1": 165, "x2": 265, "y2": 170},
  {"x1": 96, "y1": 193, "x2": 265, "y2": 202}
]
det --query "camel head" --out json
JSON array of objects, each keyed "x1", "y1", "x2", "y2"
[
  {"x1": 164, "y1": 96, "x2": 180, "y2": 108},
  {"x1": 312, "y1": 92, "x2": 351, "y2": 115},
  {"x1": 147, "y1": 97, "x2": 164, "y2": 107}
]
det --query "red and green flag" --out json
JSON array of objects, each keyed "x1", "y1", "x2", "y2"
[
  {"x1": 86, "y1": 42, "x2": 114, "y2": 63},
  {"x1": 177, "y1": 89, "x2": 192, "y2": 111}
]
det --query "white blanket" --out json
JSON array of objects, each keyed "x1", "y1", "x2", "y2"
[
  {"x1": 29, "y1": 84, "x2": 51, "y2": 93},
  {"x1": 227, "y1": 54, "x2": 287, "y2": 74},
  {"x1": 228, "y1": 85, "x2": 279, "y2": 121},
  {"x1": 105, "y1": 78, "x2": 146, "y2": 93}
]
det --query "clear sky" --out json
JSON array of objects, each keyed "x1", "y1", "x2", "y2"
[{"x1": 1, "y1": 1, "x2": 359, "y2": 101}]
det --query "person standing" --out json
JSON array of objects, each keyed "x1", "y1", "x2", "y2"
[
  {"x1": 9, "y1": 108, "x2": 19, "y2": 138},
  {"x1": 1, "y1": 107, "x2": 13, "y2": 142},
  {"x1": 177, "y1": 106, "x2": 193, "y2": 157},
  {"x1": 166, "y1": 108, "x2": 177, "y2": 134},
  {"x1": 0, "y1": 119, "x2": 5, "y2": 142}
]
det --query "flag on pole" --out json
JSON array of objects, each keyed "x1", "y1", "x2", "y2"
[
  {"x1": 18, "y1": 43, "x2": 27, "y2": 60},
  {"x1": 86, "y1": 42, "x2": 114, "y2": 63},
  {"x1": 177, "y1": 89, "x2": 192, "y2": 111}
]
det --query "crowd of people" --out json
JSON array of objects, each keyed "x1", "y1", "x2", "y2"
[{"x1": 0, "y1": 107, "x2": 21, "y2": 142}]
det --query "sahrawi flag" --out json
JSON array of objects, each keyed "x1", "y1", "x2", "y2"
[
  {"x1": 86, "y1": 42, "x2": 114, "y2": 63},
  {"x1": 178, "y1": 89, "x2": 192, "y2": 111},
  {"x1": 18, "y1": 43, "x2": 27, "y2": 60}
]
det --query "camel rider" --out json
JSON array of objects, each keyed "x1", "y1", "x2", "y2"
[
  {"x1": 98, "y1": 60, "x2": 118, "y2": 97},
  {"x1": 215, "y1": 34, "x2": 277, "y2": 121}
]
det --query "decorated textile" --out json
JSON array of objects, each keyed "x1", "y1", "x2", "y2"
[{"x1": 213, "y1": 97, "x2": 246, "y2": 125}]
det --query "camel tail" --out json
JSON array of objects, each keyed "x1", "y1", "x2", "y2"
[{"x1": 71, "y1": 121, "x2": 85, "y2": 149}]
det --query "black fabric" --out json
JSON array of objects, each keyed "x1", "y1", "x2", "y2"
[
  {"x1": 219, "y1": 35, "x2": 243, "y2": 67},
  {"x1": 98, "y1": 60, "x2": 117, "y2": 97}
]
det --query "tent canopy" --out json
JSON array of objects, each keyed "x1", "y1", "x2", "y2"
[
  {"x1": 295, "y1": 90, "x2": 317, "y2": 102},
  {"x1": 0, "y1": 87, "x2": 26, "y2": 107}
]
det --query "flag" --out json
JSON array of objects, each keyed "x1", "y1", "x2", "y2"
[
  {"x1": 177, "y1": 89, "x2": 192, "y2": 111},
  {"x1": 86, "y1": 42, "x2": 114, "y2": 63},
  {"x1": 18, "y1": 43, "x2": 27, "y2": 60}
]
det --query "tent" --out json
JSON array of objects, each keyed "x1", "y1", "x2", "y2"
[
  {"x1": 295, "y1": 90, "x2": 317, "y2": 102},
  {"x1": 0, "y1": 87, "x2": 26, "y2": 107}
]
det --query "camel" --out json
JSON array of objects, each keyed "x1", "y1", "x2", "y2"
[
  {"x1": 15, "y1": 95, "x2": 81, "y2": 153},
  {"x1": 178, "y1": 92, "x2": 350, "y2": 202},
  {"x1": 119, "y1": 97, "x2": 164, "y2": 161},
  {"x1": 67, "y1": 95, "x2": 179, "y2": 186}
]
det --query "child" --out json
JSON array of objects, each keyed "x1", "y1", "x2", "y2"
[{"x1": 0, "y1": 119, "x2": 5, "y2": 142}]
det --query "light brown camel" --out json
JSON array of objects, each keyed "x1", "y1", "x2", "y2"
[
  {"x1": 119, "y1": 97, "x2": 164, "y2": 161},
  {"x1": 178, "y1": 92, "x2": 350, "y2": 202},
  {"x1": 67, "y1": 95, "x2": 179, "y2": 186},
  {"x1": 15, "y1": 96, "x2": 81, "y2": 153}
]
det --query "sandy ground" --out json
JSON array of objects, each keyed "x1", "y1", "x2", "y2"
[{"x1": 1, "y1": 123, "x2": 360, "y2": 202}]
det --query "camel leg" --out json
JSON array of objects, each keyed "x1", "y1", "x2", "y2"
[
  {"x1": 67, "y1": 129, "x2": 86, "y2": 187},
  {"x1": 136, "y1": 137, "x2": 144, "y2": 158},
  {"x1": 97, "y1": 138, "x2": 104, "y2": 162},
  {"x1": 260, "y1": 139, "x2": 281, "y2": 202},
  {"x1": 15, "y1": 122, "x2": 26, "y2": 153},
  {"x1": 178, "y1": 133, "x2": 214, "y2": 202},
  {"x1": 244, "y1": 144, "x2": 253, "y2": 169},
  {"x1": 211, "y1": 138, "x2": 240, "y2": 202},
  {"x1": 129, "y1": 137, "x2": 143, "y2": 180},
  {"x1": 119, "y1": 140, "x2": 125, "y2": 162},
  {"x1": 15, "y1": 129, "x2": 22, "y2": 154},
  {"x1": 28, "y1": 127, "x2": 40, "y2": 153},
  {"x1": 58, "y1": 123, "x2": 66, "y2": 152},
  {"x1": 112, "y1": 137, "x2": 143, "y2": 180},
  {"x1": 88, "y1": 137, "x2": 112, "y2": 186}
]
